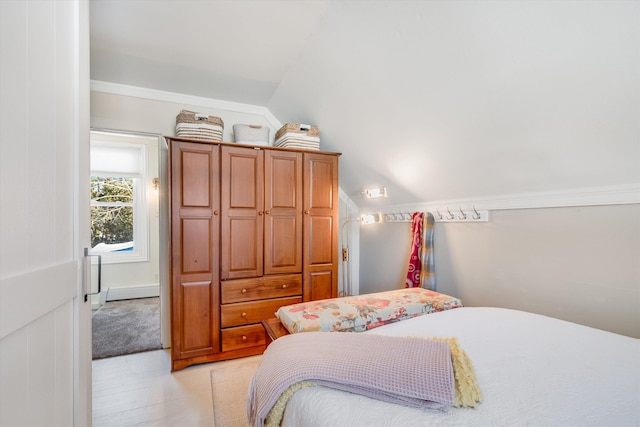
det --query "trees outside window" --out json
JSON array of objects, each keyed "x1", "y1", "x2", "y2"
[{"x1": 90, "y1": 176, "x2": 134, "y2": 249}]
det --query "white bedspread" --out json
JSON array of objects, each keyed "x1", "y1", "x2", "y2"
[{"x1": 281, "y1": 307, "x2": 640, "y2": 426}]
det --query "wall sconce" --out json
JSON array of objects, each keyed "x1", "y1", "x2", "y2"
[
  {"x1": 152, "y1": 178, "x2": 159, "y2": 194},
  {"x1": 360, "y1": 213, "x2": 382, "y2": 225},
  {"x1": 364, "y1": 186, "x2": 387, "y2": 199}
]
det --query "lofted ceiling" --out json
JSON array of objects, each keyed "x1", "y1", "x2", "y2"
[{"x1": 90, "y1": 0, "x2": 639, "y2": 210}]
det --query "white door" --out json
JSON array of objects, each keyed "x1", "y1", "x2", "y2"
[{"x1": 0, "y1": 0, "x2": 91, "y2": 426}]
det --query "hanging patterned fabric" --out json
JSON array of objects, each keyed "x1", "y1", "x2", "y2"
[
  {"x1": 405, "y1": 212, "x2": 424, "y2": 288},
  {"x1": 405, "y1": 212, "x2": 436, "y2": 290}
]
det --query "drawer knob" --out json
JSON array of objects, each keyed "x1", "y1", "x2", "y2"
[
  {"x1": 241, "y1": 312, "x2": 247, "y2": 317},
  {"x1": 281, "y1": 284, "x2": 287, "y2": 289},
  {"x1": 241, "y1": 288, "x2": 247, "y2": 294},
  {"x1": 242, "y1": 335, "x2": 247, "y2": 341}
]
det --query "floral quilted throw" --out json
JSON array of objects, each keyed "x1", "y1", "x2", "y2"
[{"x1": 275, "y1": 287, "x2": 462, "y2": 334}]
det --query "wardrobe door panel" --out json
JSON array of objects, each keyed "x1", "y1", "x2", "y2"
[
  {"x1": 306, "y1": 157, "x2": 335, "y2": 210},
  {"x1": 181, "y1": 217, "x2": 212, "y2": 273},
  {"x1": 181, "y1": 151, "x2": 211, "y2": 207},
  {"x1": 303, "y1": 153, "x2": 339, "y2": 301},
  {"x1": 264, "y1": 150, "x2": 302, "y2": 275},
  {"x1": 268, "y1": 216, "x2": 299, "y2": 268},
  {"x1": 170, "y1": 140, "x2": 220, "y2": 368},
  {"x1": 229, "y1": 155, "x2": 259, "y2": 208},
  {"x1": 178, "y1": 280, "x2": 214, "y2": 353},
  {"x1": 308, "y1": 215, "x2": 334, "y2": 265},
  {"x1": 228, "y1": 216, "x2": 259, "y2": 273},
  {"x1": 221, "y1": 146, "x2": 264, "y2": 279},
  {"x1": 308, "y1": 271, "x2": 334, "y2": 301}
]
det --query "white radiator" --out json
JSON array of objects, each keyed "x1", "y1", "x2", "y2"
[{"x1": 106, "y1": 284, "x2": 159, "y2": 301}]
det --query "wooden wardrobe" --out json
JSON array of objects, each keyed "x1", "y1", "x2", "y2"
[{"x1": 167, "y1": 137, "x2": 340, "y2": 370}]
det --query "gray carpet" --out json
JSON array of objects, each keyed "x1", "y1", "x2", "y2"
[{"x1": 92, "y1": 297, "x2": 161, "y2": 360}]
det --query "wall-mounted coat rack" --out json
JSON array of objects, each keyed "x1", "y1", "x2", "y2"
[{"x1": 383, "y1": 207, "x2": 489, "y2": 223}]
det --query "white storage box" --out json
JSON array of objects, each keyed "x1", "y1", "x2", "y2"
[{"x1": 233, "y1": 124, "x2": 270, "y2": 146}]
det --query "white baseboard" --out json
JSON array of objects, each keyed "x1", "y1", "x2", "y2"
[{"x1": 106, "y1": 284, "x2": 160, "y2": 301}]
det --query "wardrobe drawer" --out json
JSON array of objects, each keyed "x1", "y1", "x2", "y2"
[
  {"x1": 221, "y1": 296, "x2": 302, "y2": 328},
  {"x1": 221, "y1": 274, "x2": 302, "y2": 304},
  {"x1": 221, "y1": 324, "x2": 266, "y2": 352}
]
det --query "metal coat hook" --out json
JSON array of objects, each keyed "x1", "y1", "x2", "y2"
[
  {"x1": 383, "y1": 212, "x2": 414, "y2": 223},
  {"x1": 385, "y1": 208, "x2": 488, "y2": 223},
  {"x1": 446, "y1": 207, "x2": 455, "y2": 220},
  {"x1": 472, "y1": 206, "x2": 481, "y2": 220},
  {"x1": 458, "y1": 207, "x2": 467, "y2": 220}
]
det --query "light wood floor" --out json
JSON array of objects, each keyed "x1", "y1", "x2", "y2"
[{"x1": 92, "y1": 349, "x2": 216, "y2": 426}]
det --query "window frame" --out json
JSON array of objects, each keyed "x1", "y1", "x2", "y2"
[{"x1": 89, "y1": 137, "x2": 149, "y2": 264}]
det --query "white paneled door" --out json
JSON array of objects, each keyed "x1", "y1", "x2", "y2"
[{"x1": 0, "y1": 0, "x2": 91, "y2": 426}]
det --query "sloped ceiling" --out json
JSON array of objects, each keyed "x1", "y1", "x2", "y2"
[{"x1": 90, "y1": 0, "x2": 639, "y2": 210}]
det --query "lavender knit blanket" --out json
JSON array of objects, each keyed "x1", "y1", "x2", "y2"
[{"x1": 247, "y1": 332, "x2": 455, "y2": 427}]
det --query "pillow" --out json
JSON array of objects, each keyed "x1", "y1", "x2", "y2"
[{"x1": 275, "y1": 288, "x2": 462, "y2": 334}]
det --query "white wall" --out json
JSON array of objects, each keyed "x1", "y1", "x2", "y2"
[{"x1": 360, "y1": 204, "x2": 640, "y2": 338}]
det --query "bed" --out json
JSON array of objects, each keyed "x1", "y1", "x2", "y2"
[{"x1": 249, "y1": 306, "x2": 639, "y2": 426}]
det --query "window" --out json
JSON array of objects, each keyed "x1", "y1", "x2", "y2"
[{"x1": 90, "y1": 132, "x2": 148, "y2": 263}]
